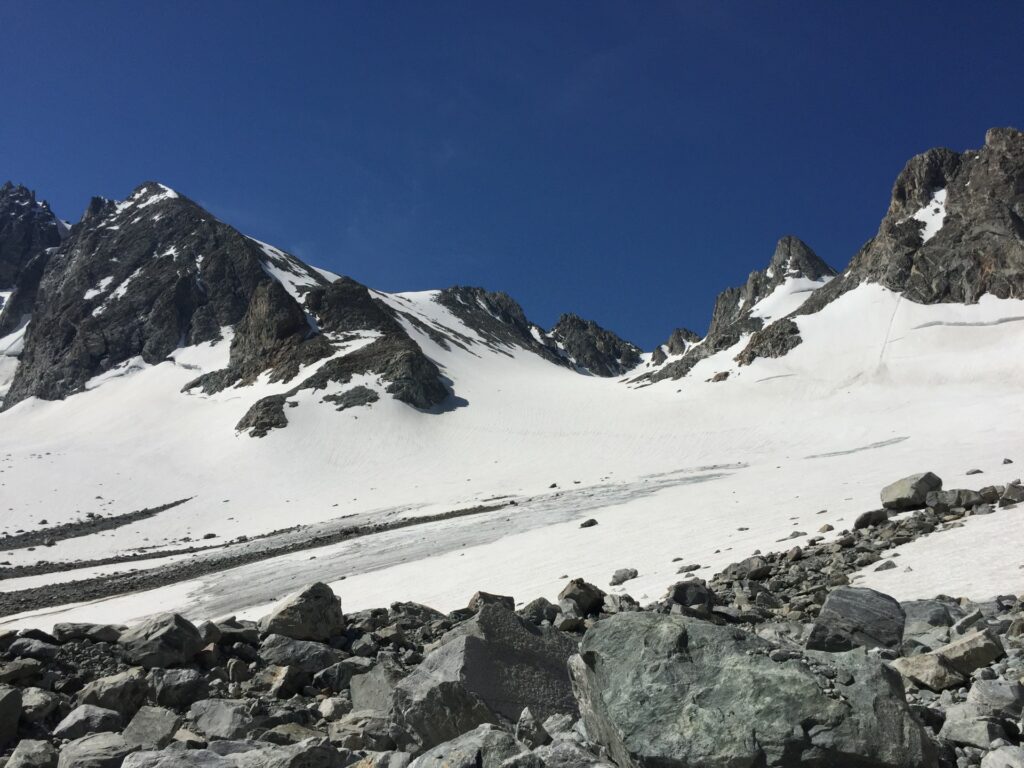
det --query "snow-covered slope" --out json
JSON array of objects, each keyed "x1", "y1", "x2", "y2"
[{"x1": 1, "y1": 128, "x2": 1023, "y2": 630}]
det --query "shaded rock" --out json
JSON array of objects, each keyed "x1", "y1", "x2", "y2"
[
  {"x1": 123, "y1": 706, "x2": 182, "y2": 750},
  {"x1": 609, "y1": 569, "x2": 638, "y2": 587},
  {"x1": 77, "y1": 669, "x2": 148, "y2": 719},
  {"x1": 118, "y1": 614, "x2": 203, "y2": 669},
  {"x1": 9, "y1": 637, "x2": 59, "y2": 660},
  {"x1": 806, "y1": 586, "x2": 905, "y2": 651},
  {"x1": 8, "y1": 739, "x2": 59, "y2": 768},
  {"x1": 558, "y1": 579, "x2": 606, "y2": 617},
  {"x1": 260, "y1": 634, "x2": 345, "y2": 675},
  {"x1": 0, "y1": 683, "x2": 23, "y2": 748},
  {"x1": 515, "y1": 707, "x2": 551, "y2": 749},
  {"x1": 393, "y1": 604, "x2": 578, "y2": 752},
  {"x1": 935, "y1": 629, "x2": 1005, "y2": 675},
  {"x1": 408, "y1": 724, "x2": 526, "y2": 768},
  {"x1": 880, "y1": 472, "x2": 942, "y2": 511},
  {"x1": 20, "y1": 686, "x2": 59, "y2": 723},
  {"x1": 467, "y1": 592, "x2": 515, "y2": 613},
  {"x1": 350, "y1": 654, "x2": 407, "y2": 713},
  {"x1": 258, "y1": 583, "x2": 344, "y2": 642},
  {"x1": 189, "y1": 699, "x2": 254, "y2": 740},
  {"x1": 56, "y1": 732, "x2": 134, "y2": 768},
  {"x1": 890, "y1": 653, "x2": 967, "y2": 692},
  {"x1": 150, "y1": 668, "x2": 209, "y2": 709},
  {"x1": 854, "y1": 509, "x2": 889, "y2": 529},
  {"x1": 54, "y1": 705, "x2": 124, "y2": 740},
  {"x1": 52, "y1": 623, "x2": 122, "y2": 644}
]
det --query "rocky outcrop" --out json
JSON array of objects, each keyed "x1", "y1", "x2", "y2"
[
  {"x1": 643, "y1": 236, "x2": 834, "y2": 381},
  {"x1": 738, "y1": 128, "x2": 1024, "y2": 367},
  {"x1": 0, "y1": 182, "x2": 64, "y2": 290},
  {"x1": 2, "y1": 183, "x2": 278, "y2": 408},
  {"x1": 545, "y1": 314, "x2": 642, "y2": 376}
]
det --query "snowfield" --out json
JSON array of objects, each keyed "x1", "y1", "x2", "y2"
[{"x1": 1, "y1": 278, "x2": 1023, "y2": 630}]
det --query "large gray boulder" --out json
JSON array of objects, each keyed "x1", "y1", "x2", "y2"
[
  {"x1": 150, "y1": 668, "x2": 209, "y2": 709},
  {"x1": 806, "y1": 587, "x2": 905, "y2": 651},
  {"x1": 53, "y1": 705, "x2": 124, "y2": 740},
  {"x1": 0, "y1": 683, "x2": 22, "y2": 748},
  {"x1": 350, "y1": 654, "x2": 408, "y2": 713},
  {"x1": 118, "y1": 614, "x2": 203, "y2": 669},
  {"x1": 259, "y1": 633, "x2": 346, "y2": 675},
  {"x1": 77, "y1": 669, "x2": 148, "y2": 719},
  {"x1": 393, "y1": 603, "x2": 578, "y2": 752},
  {"x1": 8, "y1": 739, "x2": 59, "y2": 768},
  {"x1": 570, "y1": 612, "x2": 937, "y2": 768},
  {"x1": 880, "y1": 473, "x2": 942, "y2": 511},
  {"x1": 258, "y1": 582, "x2": 344, "y2": 641},
  {"x1": 408, "y1": 724, "x2": 527, "y2": 768},
  {"x1": 189, "y1": 699, "x2": 255, "y2": 740},
  {"x1": 56, "y1": 732, "x2": 134, "y2": 768},
  {"x1": 123, "y1": 706, "x2": 182, "y2": 750}
]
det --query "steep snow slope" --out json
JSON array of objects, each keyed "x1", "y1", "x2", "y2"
[{"x1": 1, "y1": 282, "x2": 1022, "y2": 629}]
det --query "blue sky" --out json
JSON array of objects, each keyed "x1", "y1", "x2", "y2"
[{"x1": 2, "y1": 2, "x2": 1023, "y2": 347}]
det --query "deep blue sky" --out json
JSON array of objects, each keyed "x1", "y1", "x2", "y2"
[{"x1": 2, "y1": 2, "x2": 1023, "y2": 347}]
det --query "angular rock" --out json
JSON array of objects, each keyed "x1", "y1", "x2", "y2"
[
  {"x1": 938, "y1": 701, "x2": 1008, "y2": 749},
  {"x1": 8, "y1": 739, "x2": 59, "y2": 768},
  {"x1": 150, "y1": 668, "x2": 209, "y2": 709},
  {"x1": 806, "y1": 586, "x2": 905, "y2": 651},
  {"x1": 259, "y1": 633, "x2": 345, "y2": 675},
  {"x1": 56, "y1": 732, "x2": 134, "y2": 768},
  {"x1": 890, "y1": 653, "x2": 967, "y2": 692},
  {"x1": 570, "y1": 611, "x2": 935, "y2": 768},
  {"x1": 189, "y1": 699, "x2": 255, "y2": 740},
  {"x1": 0, "y1": 684, "x2": 22, "y2": 749},
  {"x1": 408, "y1": 724, "x2": 526, "y2": 768},
  {"x1": 558, "y1": 579, "x2": 606, "y2": 617},
  {"x1": 393, "y1": 603, "x2": 578, "y2": 752},
  {"x1": 123, "y1": 706, "x2": 182, "y2": 750},
  {"x1": 351, "y1": 654, "x2": 407, "y2": 713},
  {"x1": 258, "y1": 583, "x2": 344, "y2": 642},
  {"x1": 118, "y1": 614, "x2": 203, "y2": 669},
  {"x1": 982, "y1": 746, "x2": 1024, "y2": 768},
  {"x1": 53, "y1": 705, "x2": 124, "y2": 740},
  {"x1": 854, "y1": 509, "x2": 890, "y2": 529},
  {"x1": 880, "y1": 472, "x2": 942, "y2": 511},
  {"x1": 21, "y1": 685, "x2": 58, "y2": 723},
  {"x1": 936, "y1": 628, "x2": 1005, "y2": 675},
  {"x1": 467, "y1": 592, "x2": 515, "y2": 613},
  {"x1": 515, "y1": 707, "x2": 551, "y2": 749},
  {"x1": 77, "y1": 669, "x2": 148, "y2": 719},
  {"x1": 609, "y1": 569, "x2": 638, "y2": 587},
  {"x1": 9, "y1": 637, "x2": 59, "y2": 660},
  {"x1": 52, "y1": 623, "x2": 122, "y2": 644}
]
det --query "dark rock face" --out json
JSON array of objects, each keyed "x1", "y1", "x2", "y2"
[
  {"x1": 570, "y1": 612, "x2": 935, "y2": 768},
  {"x1": 1, "y1": 180, "x2": 449, "y2": 427},
  {"x1": 805, "y1": 586, "x2": 906, "y2": 652},
  {"x1": 546, "y1": 314, "x2": 642, "y2": 376},
  {"x1": 644, "y1": 236, "x2": 834, "y2": 381},
  {"x1": 0, "y1": 182, "x2": 64, "y2": 290},
  {"x1": 3, "y1": 183, "x2": 277, "y2": 408},
  {"x1": 393, "y1": 604, "x2": 578, "y2": 752},
  {"x1": 739, "y1": 128, "x2": 1024, "y2": 366}
]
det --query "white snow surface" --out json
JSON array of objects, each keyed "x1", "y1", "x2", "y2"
[
  {"x1": 1, "y1": 281, "x2": 1023, "y2": 630},
  {"x1": 911, "y1": 188, "x2": 948, "y2": 243}
]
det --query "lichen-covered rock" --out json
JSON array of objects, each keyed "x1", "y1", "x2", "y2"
[{"x1": 570, "y1": 612, "x2": 936, "y2": 768}]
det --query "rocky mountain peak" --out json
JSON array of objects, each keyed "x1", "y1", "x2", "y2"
[
  {"x1": 767, "y1": 235, "x2": 835, "y2": 282},
  {"x1": 0, "y1": 181, "x2": 64, "y2": 289},
  {"x1": 547, "y1": 313, "x2": 642, "y2": 377}
]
